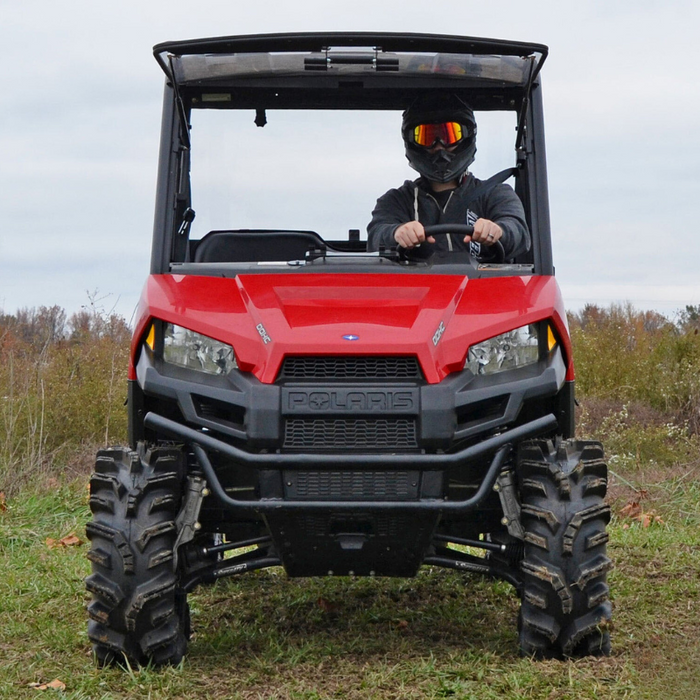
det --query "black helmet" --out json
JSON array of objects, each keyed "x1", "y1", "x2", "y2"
[{"x1": 401, "y1": 93, "x2": 477, "y2": 183}]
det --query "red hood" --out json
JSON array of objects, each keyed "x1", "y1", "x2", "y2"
[{"x1": 131, "y1": 272, "x2": 571, "y2": 384}]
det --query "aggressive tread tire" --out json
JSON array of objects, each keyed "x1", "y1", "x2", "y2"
[
  {"x1": 517, "y1": 439, "x2": 612, "y2": 659},
  {"x1": 85, "y1": 445, "x2": 188, "y2": 667}
]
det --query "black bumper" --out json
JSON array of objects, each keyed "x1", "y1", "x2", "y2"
[
  {"x1": 134, "y1": 345, "x2": 568, "y2": 451},
  {"x1": 133, "y1": 348, "x2": 566, "y2": 515},
  {"x1": 145, "y1": 411, "x2": 556, "y2": 513},
  {"x1": 133, "y1": 351, "x2": 566, "y2": 576}
]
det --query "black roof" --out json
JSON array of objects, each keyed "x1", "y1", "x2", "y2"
[
  {"x1": 154, "y1": 31, "x2": 547, "y2": 59},
  {"x1": 154, "y1": 32, "x2": 548, "y2": 114}
]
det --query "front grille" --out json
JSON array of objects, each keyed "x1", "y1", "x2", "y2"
[
  {"x1": 285, "y1": 470, "x2": 419, "y2": 500},
  {"x1": 284, "y1": 417, "x2": 418, "y2": 449},
  {"x1": 295, "y1": 514, "x2": 415, "y2": 537},
  {"x1": 279, "y1": 356, "x2": 422, "y2": 380}
]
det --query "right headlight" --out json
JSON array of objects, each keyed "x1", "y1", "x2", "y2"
[
  {"x1": 466, "y1": 323, "x2": 555, "y2": 376},
  {"x1": 162, "y1": 323, "x2": 238, "y2": 376}
]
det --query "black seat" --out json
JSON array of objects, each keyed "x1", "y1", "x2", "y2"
[{"x1": 193, "y1": 230, "x2": 326, "y2": 263}]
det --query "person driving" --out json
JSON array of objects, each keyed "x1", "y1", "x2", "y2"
[{"x1": 367, "y1": 93, "x2": 530, "y2": 260}]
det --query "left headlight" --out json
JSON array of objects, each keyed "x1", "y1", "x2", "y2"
[
  {"x1": 162, "y1": 323, "x2": 238, "y2": 375},
  {"x1": 466, "y1": 324, "x2": 542, "y2": 376}
]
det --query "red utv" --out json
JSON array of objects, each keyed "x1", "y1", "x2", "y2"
[{"x1": 85, "y1": 32, "x2": 612, "y2": 665}]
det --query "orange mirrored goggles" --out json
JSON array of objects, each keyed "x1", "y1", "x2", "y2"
[{"x1": 412, "y1": 121, "x2": 465, "y2": 148}]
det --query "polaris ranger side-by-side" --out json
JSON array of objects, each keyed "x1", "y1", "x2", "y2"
[{"x1": 85, "y1": 32, "x2": 612, "y2": 665}]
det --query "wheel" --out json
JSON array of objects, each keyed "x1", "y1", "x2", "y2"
[
  {"x1": 516, "y1": 439, "x2": 612, "y2": 658},
  {"x1": 85, "y1": 445, "x2": 189, "y2": 666}
]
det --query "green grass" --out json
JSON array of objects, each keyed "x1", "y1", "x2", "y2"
[{"x1": 1, "y1": 462, "x2": 698, "y2": 700}]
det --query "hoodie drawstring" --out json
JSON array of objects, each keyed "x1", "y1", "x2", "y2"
[{"x1": 415, "y1": 184, "x2": 455, "y2": 251}]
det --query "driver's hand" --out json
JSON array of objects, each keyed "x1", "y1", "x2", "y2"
[
  {"x1": 394, "y1": 221, "x2": 436, "y2": 249},
  {"x1": 464, "y1": 218, "x2": 503, "y2": 246}
]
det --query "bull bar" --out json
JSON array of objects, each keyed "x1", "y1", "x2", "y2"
[{"x1": 144, "y1": 411, "x2": 557, "y2": 514}]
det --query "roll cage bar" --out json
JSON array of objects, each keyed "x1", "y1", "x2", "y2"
[{"x1": 150, "y1": 32, "x2": 552, "y2": 276}]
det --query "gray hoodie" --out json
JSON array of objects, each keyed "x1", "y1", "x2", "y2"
[{"x1": 367, "y1": 174, "x2": 530, "y2": 260}]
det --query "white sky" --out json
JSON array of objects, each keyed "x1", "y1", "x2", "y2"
[{"x1": 1, "y1": 0, "x2": 699, "y2": 321}]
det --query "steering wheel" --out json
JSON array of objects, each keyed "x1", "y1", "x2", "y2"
[{"x1": 423, "y1": 224, "x2": 505, "y2": 264}]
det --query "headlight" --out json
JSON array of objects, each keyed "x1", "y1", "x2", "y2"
[
  {"x1": 162, "y1": 323, "x2": 238, "y2": 375},
  {"x1": 466, "y1": 324, "x2": 542, "y2": 375}
]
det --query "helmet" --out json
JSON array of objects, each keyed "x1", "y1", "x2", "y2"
[{"x1": 401, "y1": 93, "x2": 477, "y2": 183}]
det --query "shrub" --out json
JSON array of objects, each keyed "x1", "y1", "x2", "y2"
[
  {"x1": 569, "y1": 303, "x2": 700, "y2": 434},
  {"x1": 0, "y1": 304, "x2": 130, "y2": 493},
  {"x1": 2, "y1": 300, "x2": 698, "y2": 493}
]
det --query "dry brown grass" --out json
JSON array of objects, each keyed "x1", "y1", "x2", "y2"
[{"x1": 0, "y1": 304, "x2": 129, "y2": 495}]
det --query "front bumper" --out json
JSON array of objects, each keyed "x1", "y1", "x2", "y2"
[
  {"x1": 134, "y1": 345, "x2": 568, "y2": 451},
  {"x1": 145, "y1": 411, "x2": 555, "y2": 513},
  {"x1": 133, "y1": 347, "x2": 566, "y2": 516},
  {"x1": 133, "y1": 350, "x2": 566, "y2": 576}
]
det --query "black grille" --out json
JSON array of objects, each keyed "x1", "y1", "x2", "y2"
[
  {"x1": 285, "y1": 471, "x2": 419, "y2": 500},
  {"x1": 284, "y1": 417, "x2": 418, "y2": 449},
  {"x1": 295, "y1": 514, "x2": 415, "y2": 537},
  {"x1": 279, "y1": 356, "x2": 422, "y2": 380}
]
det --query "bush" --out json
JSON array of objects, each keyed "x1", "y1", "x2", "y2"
[
  {"x1": 569, "y1": 303, "x2": 700, "y2": 475},
  {"x1": 569, "y1": 303, "x2": 700, "y2": 434},
  {"x1": 0, "y1": 304, "x2": 130, "y2": 493},
  {"x1": 2, "y1": 300, "x2": 699, "y2": 493}
]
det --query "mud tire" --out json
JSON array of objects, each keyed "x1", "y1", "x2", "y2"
[
  {"x1": 517, "y1": 439, "x2": 612, "y2": 659},
  {"x1": 85, "y1": 445, "x2": 188, "y2": 667}
]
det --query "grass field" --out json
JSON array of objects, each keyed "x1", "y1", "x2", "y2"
[
  {"x1": 1, "y1": 304, "x2": 699, "y2": 698},
  {"x1": 1, "y1": 449, "x2": 698, "y2": 700}
]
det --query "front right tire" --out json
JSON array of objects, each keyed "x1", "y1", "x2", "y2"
[{"x1": 85, "y1": 445, "x2": 189, "y2": 666}]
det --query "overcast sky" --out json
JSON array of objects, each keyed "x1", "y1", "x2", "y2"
[{"x1": 2, "y1": 0, "x2": 699, "y2": 321}]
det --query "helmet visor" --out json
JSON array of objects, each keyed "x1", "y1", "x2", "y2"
[{"x1": 412, "y1": 121, "x2": 465, "y2": 148}]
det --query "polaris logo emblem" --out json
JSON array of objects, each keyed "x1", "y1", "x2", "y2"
[
  {"x1": 342, "y1": 334, "x2": 360, "y2": 341},
  {"x1": 432, "y1": 321, "x2": 446, "y2": 346},
  {"x1": 256, "y1": 323, "x2": 272, "y2": 344},
  {"x1": 309, "y1": 394, "x2": 330, "y2": 409},
  {"x1": 284, "y1": 388, "x2": 417, "y2": 414}
]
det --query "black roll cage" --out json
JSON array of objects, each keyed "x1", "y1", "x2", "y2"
[{"x1": 150, "y1": 32, "x2": 552, "y2": 277}]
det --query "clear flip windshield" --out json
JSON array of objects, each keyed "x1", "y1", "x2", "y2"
[{"x1": 173, "y1": 51, "x2": 535, "y2": 88}]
